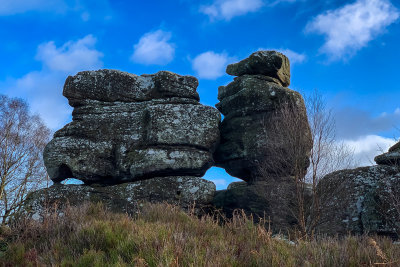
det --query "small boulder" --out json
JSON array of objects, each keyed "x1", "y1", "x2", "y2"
[{"x1": 226, "y1": 51, "x2": 290, "y2": 87}]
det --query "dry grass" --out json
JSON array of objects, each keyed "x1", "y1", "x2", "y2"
[{"x1": 0, "y1": 202, "x2": 399, "y2": 266}]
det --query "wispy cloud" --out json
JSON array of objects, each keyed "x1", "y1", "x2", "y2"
[
  {"x1": 191, "y1": 51, "x2": 234, "y2": 79},
  {"x1": 0, "y1": 0, "x2": 112, "y2": 22},
  {"x1": 0, "y1": 0, "x2": 68, "y2": 15},
  {"x1": 2, "y1": 35, "x2": 103, "y2": 130},
  {"x1": 200, "y1": 0, "x2": 264, "y2": 21},
  {"x1": 36, "y1": 35, "x2": 103, "y2": 72},
  {"x1": 306, "y1": 0, "x2": 399, "y2": 60},
  {"x1": 131, "y1": 30, "x2": 175, "y2": 65}
]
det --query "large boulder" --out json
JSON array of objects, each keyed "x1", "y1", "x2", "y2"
[
  {"x1": 22, "y1": 176, "x2": 216, "y2": 219},
  {"x1": 226, "y1": 51, "x2": 290, "y2": 87},
  {"x1": 44, "y1": 70, "x2": 221, "y2": 184},
  {"x1": 375, "y1": 141, "x2": 400, "y2": 166},
  {"x1": 214, "y1": 52, "x2": 312, "y2": 182},
  {"x1": 315, "y1": 166, "x2": 400, "y2": 238}
]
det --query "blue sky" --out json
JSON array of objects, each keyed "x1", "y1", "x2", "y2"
[{"x1": 1, "y1": 0, "x2": 400, "y2": 189}]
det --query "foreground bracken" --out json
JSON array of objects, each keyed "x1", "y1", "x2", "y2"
[{"x1": 0, "y1": 203, "x2": 399, "y2": 266}]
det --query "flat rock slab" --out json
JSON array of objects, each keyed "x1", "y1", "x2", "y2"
[
  {"x1": 22, "y1": 176, "x2": 216, "y2": 219},
  {"x1": 64, "y1": 69, "x2": 200, "y2": 105},
  {"x1": 226, "y1": 51, "x2": 290, "y2": 87}
]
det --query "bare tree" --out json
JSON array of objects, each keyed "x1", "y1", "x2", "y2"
[
  {"x1": 0, "y1": 94, "x2": 50, "y2": 224},
  {"x1": 304, "y1": 90, "x2": 356, "y2": 233},
  {"x1": 258, "y1": 90, "x2": 355, "y2": 237}
]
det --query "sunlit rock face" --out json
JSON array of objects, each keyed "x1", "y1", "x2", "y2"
[
  {"x1": 43, "y1": 70, "x2": 220, "y2": 185},
  {"x1": 214, "y1": 51, "x2": 312, "y2": 182}
]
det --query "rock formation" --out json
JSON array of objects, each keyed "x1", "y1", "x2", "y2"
[
  {"x1": 23, "y1": 176, "x2": 216, "y2": 219},
  {"x1": 44, "y1": 70, "x2": 221, "y2": 185},
  {"x1": 23, "y1": 70, "x2": 222, "y2": 217},
  {"x1": 214, "y1": 50, "x2": 312, "y2": 182},
  {"x1": 315, "y1": 144, "x2": 400, "y2": 238}
]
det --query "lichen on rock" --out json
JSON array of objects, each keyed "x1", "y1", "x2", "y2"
[{"x1": 43, "y1": 69, "x2": 221, "y2": 185}]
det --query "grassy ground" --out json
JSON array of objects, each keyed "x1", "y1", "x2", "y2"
[{"x1": 0, "y1": 203, "x2": 399, "y2": 266}]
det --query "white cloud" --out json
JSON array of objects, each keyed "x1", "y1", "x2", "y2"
[
  {"x1": 191, "y1": 51, "x2": 233, "y2": 79},
  {"x1": 306, "y1": 0, "x2": 399, "y2": 60},
  {"x1": 258, "y1": 48, "x2": 306, "y2": 64},
  {"x1": 131, "y1": 30, "x2": 175, "y2": 65},
  {"x1": 36, "y1": 35, "x2": 103, "y2": 73},
  {"x1": 0, "y1": 0, "x2": 68, "y2": 15},
  {"x1": 3, "y1": 35, "x2": 103, "y2": 130},
  {"x1": 342, "y1": 135, "x2": 396, "y2": 166},
  {"x1": 200, "y1": 0, "x2": 264, "y2": 21}
]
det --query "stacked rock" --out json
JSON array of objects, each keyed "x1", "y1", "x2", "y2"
[
  {"x1": 213, "y1": 51, "x2": 312, "y2": 232},
  {"x1": 36, "y1": 70, "x2": 220, "y2": 214},
  {"x1": 214, "y1": 50, "x2": 312, "y2": 182},
  {"x1": 44, "y1": 70, "x2": 220, "y2": 185}
]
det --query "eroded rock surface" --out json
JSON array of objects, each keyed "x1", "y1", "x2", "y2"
[
  {"x1": 23, "y1": 176, "x2": 216, "y2": 219},
  {"x1": 44, "y1": 70, "x2": 220, "y2": 184},
  {"x1": 214, "y1": 51, "x2": 312, "y2": 182},
  {"x1": 315, "y1": 166, "x2": 400, "y2": 238}
]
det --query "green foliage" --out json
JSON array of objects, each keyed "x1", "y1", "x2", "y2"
[{"x1": 0, "y1": 202, "x2": 399, "y2": 266}]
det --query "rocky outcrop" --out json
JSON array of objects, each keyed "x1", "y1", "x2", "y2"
[
  {"x1": 375, "y1": 141, "x2": 400, "y2": 166},
  {"x1": 44, "y1": 70, "x2": 221, "y2": 185},
  {"x1": 315, "y1": 166, "x2": 400, "y2": 238},
  {"x1": 23, "y1": 176, "x2": 216, "y2": 219},
  {"x1": 214, "y1": 51, "x2": 312, "y2": 182},
  {"x1": 315, "y1": 142, "x2": 400, "y2": 238}
]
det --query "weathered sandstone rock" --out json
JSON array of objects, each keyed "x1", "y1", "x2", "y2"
[
  {"x1": 226, "y1": 51, "x2": 290, "y2": 87},
  {"x1": 315, "y1": 166, "x2": 400, "y2": 238},
  {"x1": 214, "y1": 52, "x2": 312, "y2": 182},
  {"x1": 23, "y1": 176, "x2": 216, "y2": 219},
  {"x1": 44, "y1": 70, "x2": 220, "y2": 184}
]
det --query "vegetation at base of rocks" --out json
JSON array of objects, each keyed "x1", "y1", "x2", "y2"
[{"x1": 1, "y1": 203, "x2": 399, "y2": 267}]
